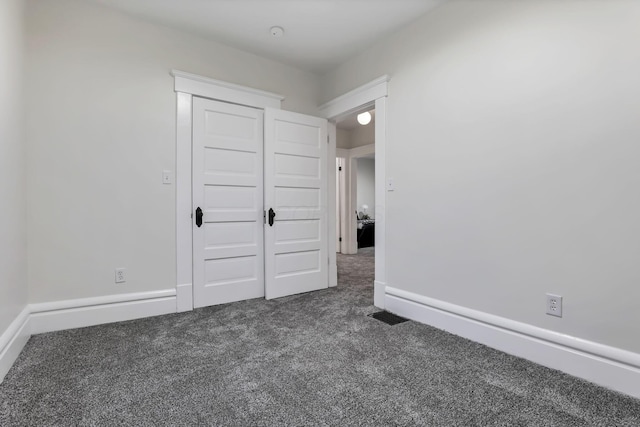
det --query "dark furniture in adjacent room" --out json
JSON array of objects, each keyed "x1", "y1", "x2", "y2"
[{"x1": 357, "y1": 220, "x2": 375, "y2": 248}]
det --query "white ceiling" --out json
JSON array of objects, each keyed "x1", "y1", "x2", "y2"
[{"x1": 85, "y1": 0, "x2": 444, "y2": 74}]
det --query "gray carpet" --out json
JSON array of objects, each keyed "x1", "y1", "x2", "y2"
[{"x1": 1, "y1": 248, "x2": 640, "y2": 426}]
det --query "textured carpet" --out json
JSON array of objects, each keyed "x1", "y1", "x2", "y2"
[{"x1": 1, "y1": 249, "x2": 640, "y2": 426}]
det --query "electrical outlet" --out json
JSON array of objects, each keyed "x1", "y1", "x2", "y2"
[
  {"x1": 162, "y1": 170, "x2": 173, "y2": 185},
  {"x1": 115, "y1": 268, "x2": 126, "y2": 284},
  {"x1": 546, "y1": 293, "x2": 562, "y2": 317}
]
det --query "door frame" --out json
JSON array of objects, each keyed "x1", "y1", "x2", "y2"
[
  {"x1": 319, "y1": 75, "x2": 389, "y2": 309},
  {"x1": 337, "y1": 144, "x2": 375, "y2": 255},
  {"x1": 172, "y1": 70, "x2": 389, "y2": 311},
  {"x1": 335, "y1": 157, "x2": 346, "y2": 253},
  {"x1": 172, "y1": 70, "x2": 284, "y2": 312}
]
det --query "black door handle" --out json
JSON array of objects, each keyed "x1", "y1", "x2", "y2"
[
  {"x1": 195, "y1": 207, "x2": 203, "y2": 228},
  {"x1": 268, "y1": 208, "x2": 276, "y2": 227}
]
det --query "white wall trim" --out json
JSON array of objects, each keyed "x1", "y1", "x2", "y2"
[
  {"x1": 171, "y1": 70, "x2": 284, "y2": 109},
  {"x1": 1, "y1": 291, "x2": 179, "y2": 382},
  {"x1": 385, "y1": 286, "x2": 640, "y2": 399},
  {"x1": 0, "y1": 307, "x2": 31, "y2": 383},
  {"x1": 328, "y1": 122, "x2": 338, "y2": 288},
  {"x1": 374, "y1": 281, "x2": 386, "y2": 309},
  {"x1": 318, "y1": 75, "x2": 390, "y2": 120},
  {"x1": 321, "y1": 76, "x2": 389, "y2": 309},
  {"x1": 30, "y1": 290, "x2": 177, "y2": 335},
  {"x1": 335, "y1": 154, "x2": 348, "y2": 255},
  {"x1": 176, "y1": 92, "x2": 193, "y2": 313},
  {"x1": 176, "y1": 283, "x2": 193, "y2": 312},
  {"x1": 373, "y1": 97, "x2": 387, "y2": 309},
  {"x1": 0, "y1": 307, "x2": 30, "y2": 357},
  {"x1": 29, "y1": 289, "x2": 176, "y2": 313}
]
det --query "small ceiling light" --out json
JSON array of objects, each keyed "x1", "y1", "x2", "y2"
[
  {"x1": 270, "y1": 26, "x2": 284, "y2": 38},
  {"x1": 357, "y1": 111, "x2": 372, "y2": 125}
]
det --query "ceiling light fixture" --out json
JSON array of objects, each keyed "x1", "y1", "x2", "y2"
[
  {"x1": 357, "y1": 111, "x2": 372, "y2": 125},
  {"x1": 270, "y1": 26, "x2": 284, "y2": 38}
]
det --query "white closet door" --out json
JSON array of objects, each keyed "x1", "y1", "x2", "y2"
[
  {"x1": 264, "y1": 108, "x2": 328, "y2": 300},
  {"x1": 192, "y1": 97, "x2": 264, "y2": 308}
]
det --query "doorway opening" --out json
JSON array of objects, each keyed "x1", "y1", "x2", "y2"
[
  {"x1": 334, "y1": 108, "x2": 376, "y2": 301},
  {"x1": 319, "y1": 75, "x2": 388, "y2": 309},
  {"x1": 335, "y1": 108, "x2": 375, "y2": 257}
]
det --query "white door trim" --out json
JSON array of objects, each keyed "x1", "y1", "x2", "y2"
[
  {"x1": 336, "y1": 152, "x2": 348, "y2": 257},
  {"x1": 318, "y1": 75, "x2": 390, "y2": 121},
  {"x1": 319, "y1": 76, "x2": 389, "y2": 309},
  {"x1": 373, "y1": 97, "x2": 387, "y2": 309},
  {"x1": 176, "y1": 92, "x2": 193, "y2": 313},
  {"x1": 172, "y1": 71, "x2": 284, "y2": 312},
  {"x1": 171, "y1": 70, "x2": 284, "y2": 109},
  {"x1": 328, "y1": 123, "x2": 338, "y2": 287}
]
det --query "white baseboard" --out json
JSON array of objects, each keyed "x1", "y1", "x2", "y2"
[
  {"x1": 374, "y1": 280, "x2": 386, "y2": 309},
  {"x1": 1, "y1": 290, "x2": 178, "y2": 383},
  {"x1": 385, "y1": 286, "x2": 640, "y2": 399},
  {"x1": 29, "y1": 289, "x2": 177, "y2": 335},
  {"x1": 329, "y1": 261, "x2": 338, "y2": 288},
  {"x1": 176, "y1": 283, "x2": 193, "y2": 312},
  {"x1": 0, "y1": 307, "x2": 31, "y2": 383}
]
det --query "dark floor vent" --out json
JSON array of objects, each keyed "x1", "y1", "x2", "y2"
[{"x1": 369, "y1": 311, "x2": 409, "y2": 325}]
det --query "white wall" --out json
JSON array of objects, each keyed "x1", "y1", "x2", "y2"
[
  {"x1": 321, "y1": 1, "x2": 640, "y2": 354},
  {"x1": 0, "y1": 0, "x2": 28, "y2": 337},
  {"x1": 336, "y1": 128, "x2": 351, "y2": 149},
  {"x1": 356, "y1": 158, "x2": 375, "y2": 219},
  {"x1": 25, "y1": 0, "x2": 321, "y2": 303},
  {"x1": 350, "y1": 123, "x2": 374, "y2": 149}
]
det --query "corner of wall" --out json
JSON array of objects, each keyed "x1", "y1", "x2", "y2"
[
  {"x1": 0, "y1": 307, "x2": 31, "y2": 383},
  {"x1": 0, "y1": 0, "x2": 29, "y2": 384}
]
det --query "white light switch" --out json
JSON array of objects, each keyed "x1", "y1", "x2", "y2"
[
  {"x1": 387, "y1": 178, "x2": 395, "y2": 191},
  {"x1": 162, "y1": 170, "x2": 173, "y2": 185}
]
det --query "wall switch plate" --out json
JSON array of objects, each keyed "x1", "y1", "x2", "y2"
[
  {"x1": 546, "y1": 293, "x2": 562, "y2": 317},
  {"x1": 115, "y1": 268, "x2": 126, "y2": 284},
  {"x1": 387, "y1": 178, "x2": 395, "y2": 191},
  {"x1": 162, "y1": 170, "x2": 173, "y2": 185}
]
